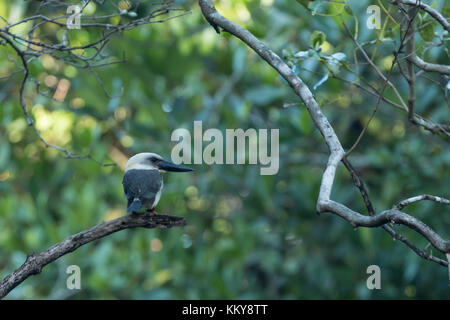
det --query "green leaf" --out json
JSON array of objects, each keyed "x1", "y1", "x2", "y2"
[
  {"x1": 443, "y1": 5, "x2": 450, "y2": 15},
  {"x1": 344, "y1": 5, "x2": 353, "y2": 15},
  {"x1": 310, "y1": 30, "x2": 326, "y2": 49},
  {"x1": 295, "y1": 0, "x2": 311, "y2": 10},
  {"x1": 320, "y1": 52, "x2": 346, "y2": 74},
  {"x1": 418, "y1": 21, "x2": 434, "y2": 42},
  {"x1": 299, "y1": 107, "x2": 312, "y2": 134},
  {"x1": 294, "y1": 50, "x2": 310, "y2": 58}
]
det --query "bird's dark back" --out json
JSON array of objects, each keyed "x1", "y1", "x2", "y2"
[{"x1": 122, "y1": 169, "x2": 162, "y2": 201}]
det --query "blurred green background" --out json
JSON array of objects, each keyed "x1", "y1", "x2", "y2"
[{"x1": 0, "y1": 0, "x2": 449, "y2": 299}]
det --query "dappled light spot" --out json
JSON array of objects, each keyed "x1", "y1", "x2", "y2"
[
  {"x1": 40, "y1": 55, "x2": 55, "y2": 70},
  {"x1": 108, "y1": 146, "x2": 128, "y2": 170},
  {"x1": 24, "y1": 143, "x2": 40, "y2": 162},
  {"x1": 337, "y1": 94, "x2": 351, "y2": 108},
  {"x1": 260, "y1": 0, "x2": 273, "y2": 6},
  {"x1": 53, "y1": 78, "x2": 71, "y2": 102},
  {"x1": 7, "y1": 118, "x2": 27, "y2": 143},
  {"x1": 200, "y1": 29, "x2": 217, "y2": 54},
  {"x1": 120, "y1": 135, "x2": 134, "y2": 148},
  {"x1": 104, "y1": 208, "x2": 123, "y2": 221},
  {"x1": 114, "y1": 107, "x2": 129, "y2": 121},
  {"x1": 366, "y1": 117, "x2": 381, "y2": 135},
  {"x1": 154, "y1": 269, "x2": 172, "y2": 286},
  {"x1": 213, "y1": 218, "x2": 232, "y2": 234},
  {"x1": 321, "y1": 41, "x2": 333, "y2": 54},
  {"x1": 0, "y1": 170, "x2": 10, "y2": 181},
  {"x1": 84, "y1": 1, "x2": 97, "y2": 15},
  {"x1": 185, "y1": 186, "x2": 198, "y2": 198},
  {"x1": 118, "y1": 0, "x2": 131, "y2": 11},
  {"x1": 215, "y1": 197, "x2": 242, "y2": 217},
  {"x1": 162, "y1": 102, "x2": 172, "y2": 113},
  {"x1": 33, "y1": 105, "x2": 74, "y2": 145},
  {"x1": 64, "y1": 66, "x2": 77, "y2": 78},
  {"x1": 71, "y1": 97, "x2": 85, "y2": 109},
  {"x1": 150, "y1": 238, "x2": 163, "y2": 252},
  {"x1": 404, "y1": 285, "x2": 416, "y2": 297},
  {"x1": 188, "y1": 197, "x2": 207, "y2": 211},
  {"x1": 392, "y1": 121, "x2": 405, "y2": 138},
  {"x1": 236, "y1": 3, "x2": 251, "y2": 22},
  {"x1": 44, "y1": 75, "x2": 58, "y2": 88},
  {"x1": 109, "y1": 15, "x2": 121, "y2": 26},
  {"x1": 215, "y1": 200, "x2": 231, "y2": 217},
  {"x1": 381, "y1": 55, "x2": 394, "y2": 71}
]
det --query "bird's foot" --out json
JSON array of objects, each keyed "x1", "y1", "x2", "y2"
[{"x1": 146, "y1": 208, "x2": 157, "y2": 215}]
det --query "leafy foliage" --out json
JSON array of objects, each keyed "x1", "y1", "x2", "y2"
[{"x1": 0, "y1": 0, "x2": 449, "y2": 299}]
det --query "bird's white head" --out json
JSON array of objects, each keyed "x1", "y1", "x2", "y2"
[
  {"x1": 125, "y1": 152, "x2": 163, "y2": 171},
  {"x1": 125, "y1": 152, "x2": 193, "y2": 173}
]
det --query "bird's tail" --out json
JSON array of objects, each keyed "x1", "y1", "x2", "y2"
[{"x1": 127, "y1": 198, "x2": 142, "y2": 213}]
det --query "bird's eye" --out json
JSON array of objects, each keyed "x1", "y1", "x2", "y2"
[{"x1": 149, "y1": 157, "x2": 161, "y2": 163}]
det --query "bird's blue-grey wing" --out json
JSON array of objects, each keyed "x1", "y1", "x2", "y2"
[{"x1": 122, "y1": 169, "x2": 162, "y2": 211}]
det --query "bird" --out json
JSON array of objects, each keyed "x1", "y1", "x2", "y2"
[{"x1": 122, "y1": 152, "x2": 193, "y2": 213}]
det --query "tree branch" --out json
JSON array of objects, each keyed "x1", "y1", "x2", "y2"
[
  {"x1": 198, "y1": 0, "x2": 450, "y2": 272},
  {"x1": 0, "y1": 213, "x2": 186, "y2": 299},
  {"x1": 390, "y1": 0, "x2": 450, "y2": 76},
  {"x1": 391, "y1": 0, "x2": 450, "y2": 32}
]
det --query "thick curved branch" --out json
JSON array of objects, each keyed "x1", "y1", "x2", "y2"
[
  {"x1": 0, "y1": 213, "x2": 186, "y2": 299},
  {"x1": 407, "y1": 54, "x2": 450, "y2": 75},
  {"x1": 198, "y1": 0, "x2": 450, "y2": 267}
]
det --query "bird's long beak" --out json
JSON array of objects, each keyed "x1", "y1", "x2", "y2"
[{"x1": 157, "y1": 160, "x2": 193, "y2": 172}]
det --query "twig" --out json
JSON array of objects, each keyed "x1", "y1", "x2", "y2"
[
  {"x1": 405, "y1": 6, "x2": 416, "y2": 121},
  {"x1": 342, "y1": 11, "x2": 416, "y2": 157},
  {"x1": 391, "y1": 0, "x2": 450, "y2": 32},
  {"x1": 394, "y1": 194, "x2": 450, "y2": 211}
]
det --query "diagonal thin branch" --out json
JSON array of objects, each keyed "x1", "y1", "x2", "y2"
[
  {"x1": 0, "y1": 213, "x2": 186, "y2": 299},
  {"x1": 341, "y1": 11, "x2": 416, "y2": 157}
]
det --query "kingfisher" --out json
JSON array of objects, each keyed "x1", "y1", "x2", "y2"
[{"x1": 122, "y1": 152, "x2": 193, "y2": 213}]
